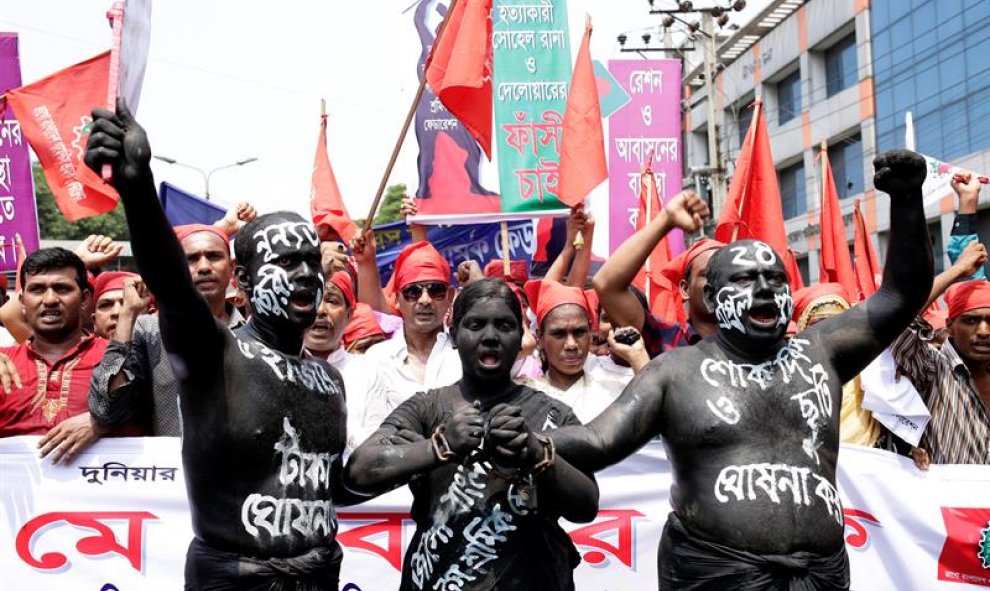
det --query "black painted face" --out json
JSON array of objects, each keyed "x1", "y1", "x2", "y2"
[
  {"x1": 452, "y1": 297, "x2": 523, "y2": 386},
  {"x1": 704, "y1": 240, "x2": 793, "y2": 351},
  {"x1": 244, "y1": 217, "x2": 324, "y2": 330}
]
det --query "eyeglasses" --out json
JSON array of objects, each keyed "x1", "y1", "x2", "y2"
[{"x1": 400, "y1": 282, "x2": 448, "y2": 302}]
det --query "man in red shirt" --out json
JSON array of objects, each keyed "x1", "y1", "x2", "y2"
[{"x1": 0, "y1": 247, "x2": 112, "y2": 464}]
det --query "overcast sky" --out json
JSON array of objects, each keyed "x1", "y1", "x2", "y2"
[{"x1": 3, "y1": 0, "x2": 769, "y2": 226}]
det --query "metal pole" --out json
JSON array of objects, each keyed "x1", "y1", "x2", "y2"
[{"x1": 702, "y1": 12, "x2": 725, "y2": 216}]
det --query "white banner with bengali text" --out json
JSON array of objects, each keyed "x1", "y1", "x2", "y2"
[{"x1": 1, "y1": 437, "x2": 989, "y2": 590}]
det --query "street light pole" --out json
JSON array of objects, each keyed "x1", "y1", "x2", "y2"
[{"x1": 152, "y1": 155, "x2": 259, "y2": 200}]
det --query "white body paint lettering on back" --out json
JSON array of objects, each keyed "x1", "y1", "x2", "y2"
[
  {"x1": 699, "y1": 338, "x2": 831, "y2": 463},
  {"x1": 713, "y1": 462, "x2": 843, "y2": 525}
]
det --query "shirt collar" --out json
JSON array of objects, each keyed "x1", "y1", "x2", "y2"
[
  {"x1": 942, "y1": 339, "x2": 972, "y2": 376},
  {"x1": 27, "y1": 332, "x2": 98, "y2": 363}
]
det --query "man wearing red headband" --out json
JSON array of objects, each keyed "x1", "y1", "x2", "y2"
[
  {"x1": 890, "y1": 238, "x2": 990, "y2": 465},
  {"x1": 87, "y1": 102, "x2": 348, "y2": 589},
  {"x1": 91, "y1": 271, "x2": 145, "y2": 340},
  {"x1": 364, "y1": 241, "x2": 462, "y2": 408},
  {"x1": 550, "y1": 151, "x2": 935, "y2": 588},
  {"x1": 88, "y1": 221, "x2": 250, "y2": 437},
  {"x1": 592, "y1": 191, "x2": 713, "y2": 357},
  {"x1": 304, "y1": 271, "x2": 390, "y2": 455}
]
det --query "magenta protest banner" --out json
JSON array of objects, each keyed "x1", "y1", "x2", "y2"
[
  {"x1": 0, "y1": 33, "x2": 42, "y2": 271},
  {"x1": 607, "y1": 60, "x2": 682, "y2": 255}
]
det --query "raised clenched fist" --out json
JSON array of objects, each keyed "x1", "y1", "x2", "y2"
[{"x1": 873, "y1": 150, "x2": 927, "y2": 197}]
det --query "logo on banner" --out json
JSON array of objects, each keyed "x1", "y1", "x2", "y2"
[
  {"x1": 938, "y1": 507, "x2": 990, "y2": 587},
  {"x1": 15, "y1": 511, "x2": 158, "y2": 572}
]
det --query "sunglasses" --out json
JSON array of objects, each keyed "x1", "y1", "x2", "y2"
[{"x1": 400, "y1": 282, "x2": 448, "y2": 302}]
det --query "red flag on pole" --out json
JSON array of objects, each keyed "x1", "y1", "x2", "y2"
[
  {"x1": 785, "y1": 249, "x2": 805, "y2": 291},
  {"x1": 557, "y1": 16, "x2": 607, "y2": 208},
  {"x1": 817, "y1": 141, "x2": 857, "y2": 298},
  {"x1": 853, "y1": 198, "x2": 881, "y2": 300},
  {"x1": 715, "y1": 99, "x2": 796, "y2": 284},
  {"x1": 424, "y1": 0, "x2": 493, "y2": 159},
  {"x1": 311, "y1": 112, "x2": 358, "y2": 243},
  {"x1": 4, "y1": 51, "x2": 120, "y2": 221},
  {"x1": 632, "y1": 158, "x2": 684, "y2": 325}
]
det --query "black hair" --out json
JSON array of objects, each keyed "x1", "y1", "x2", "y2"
[
  {"x1": 451, "y1": 278, "x2": 523, "y2": 335},
  {"x1": 233, "y1": 211, "x2": 308, "y2": 266},
  {"x1": 20, "y1": 247, "x2": 90, "y2": 293}
]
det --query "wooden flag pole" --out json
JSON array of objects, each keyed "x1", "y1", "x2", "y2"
[
  {"x1": 102, "y1": 1, "x2": 125, "y2": 182},
  {"x1": 365, "y1": 0, "x2": 461, "y2": 226},
  {"x1": 731, "y1": 97, "x2": 761, "y2": 242},
  {"x1": 501, "y1": 221, "x2": 511, "y2": 275}
]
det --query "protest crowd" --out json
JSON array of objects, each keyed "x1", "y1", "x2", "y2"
[{"x1": 2, "y1": 1, "x2": 990, "y2": 590}]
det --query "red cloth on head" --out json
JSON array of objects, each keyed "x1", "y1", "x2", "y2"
[
  {"x1": 93, "y1": 271, "x2": 138, "y2": 300},
  {"x1": 524, "y1": 279, "x2": 596, "y2": 328},
  {"x1": 174, "y1": 224, "x2": 230, "y2": 248},
  {"x1": 329, "y1": 271, "x2": 356, "y2": 308},
  {"x1": 793, "y1": 283, "x2": 850, "y2": 322},
  {"x1": 0, "y1": 273, "x2": 8, "y2": 292},
  {"x1": 946, "y1": 280, "x2": 990, "y2": 320},
  {"x1": 483, "y1": 260, "x2": 529, "y2": 285},
  {"x1": 391, "y1": 241, "x2": 450, "y2": 290},
  {"x1": 343, "y1": 303, "x2": 385, "y2": 347},
  {"x1": 659, "y1": 238, "x2": 725, "y2": 287}
]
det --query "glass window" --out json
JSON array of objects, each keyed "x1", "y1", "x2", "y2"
[
  {"x1": 778, "y1": 161, "x2": 806, "y2": 220},
  {"x1": 796, "y1": 256, "x2": 810, "y2": 287},
  {"x1": 825, "y1": 34, "x2": 857, "y2": 97},
  {"x1": 827, "y1": 135, "x2": 863, "y2": 200},
  {"x1": 777, "y1": 68, "x2": 801, "y2": 126}
]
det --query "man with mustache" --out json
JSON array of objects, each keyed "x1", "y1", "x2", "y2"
[
  {"x1": 549, "y1": 150, "x2": 934, "y2": 590},
  {"x1": 86, "y1": 99, "x2": 348, "y2": 590},
  {"x1": 88, "y1": 222, "x2": 249, "y2": 437}
]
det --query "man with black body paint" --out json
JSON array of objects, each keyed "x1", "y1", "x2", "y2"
[
  {"x1": 85, "y1": 99, "x2": 348, "y2": 591},
  {"x1": 548, "y1": 150, "x2": 934, "y2": 590}
]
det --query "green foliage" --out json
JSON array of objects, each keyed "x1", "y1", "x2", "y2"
[
  {"x1": 33, "y1": 163, "x2": 130, "y2": 240},
  {"x1": 370, "y1": 183, "x2": 408, "y2": 228}
]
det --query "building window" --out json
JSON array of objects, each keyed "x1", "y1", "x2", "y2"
[
  {"x1": 777, "y1": 68, "x2": 801, "y2": 125},
  {"x1": 827, "y1": 135, "x2": 863, "y2": 199},
  {"x1": 778, "y1": 161, "x2": 806, "y2": 220},
  {"x1": 825, "y1": 34, "x2": 857, "y2": 97}
]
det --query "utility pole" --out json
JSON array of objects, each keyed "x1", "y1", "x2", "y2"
[{"x1": 701, "y1": 11, "x2": 726, "y2": 214}]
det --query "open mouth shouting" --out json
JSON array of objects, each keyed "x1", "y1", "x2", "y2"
[
  {"x1": 478, "y1": 349, "x2": 502, "y2": 370},
  {"x1": 288, "y1": 289, "x2": 317, "y2": 314},
  {"x1": 748, "y1": 301, "x2": 781, "y2": 330}
]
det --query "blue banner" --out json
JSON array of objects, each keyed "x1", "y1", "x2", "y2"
[
  {"x1": 373, "y1": 219, "x2": 536, "y2": 285},
  {"x1": 158, "y1": 182, "x2": 226, "y2": 226}
]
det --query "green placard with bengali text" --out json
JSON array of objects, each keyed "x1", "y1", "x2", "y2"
[{"x1": 492, "y1": 0, "x2": 572, "y2": 216}]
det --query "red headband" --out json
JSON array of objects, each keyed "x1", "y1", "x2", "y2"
[
  {"x1": 659, "y1": 238, "x2": 725, "y2": 287},
  {"x1": 329, "y1": 270, "x2": 356, "y2": 308},
  {"x1": 946, "y1": 280, "x2": 990, "y2": 320},
  {"x1": 343, "y1": 302, "x2": 385, "y2": 346},
  {"x1": 483, "y1": 259, "x2": 529, "y2": 285},
  {"x1": 524, "y1": 279, "x2": 596, "y2": 328},
  {"x1": 93, "y1": 271, "x2": 138, "y2": 299},
  {"x1": 174, "y1": 224, "x2": 230, "y2": 248},
  {"x1": 392, "y1": 241, "x2": 450, "y2": 290}
]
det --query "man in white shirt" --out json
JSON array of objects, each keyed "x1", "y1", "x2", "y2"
[
  {"x1": 304, "y1": 270, "x2": 390, "y2": 455},
  {"x1": 362, "y1": 242, "x2": 461, "y2": 410}
]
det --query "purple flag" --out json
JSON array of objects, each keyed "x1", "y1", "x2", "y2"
[
  {"x1": 0, "y1": 33, "x2": 41, "y2": 271},
  {"x1": 607, "y1": 60, "x2": 683, "y2": 256}
]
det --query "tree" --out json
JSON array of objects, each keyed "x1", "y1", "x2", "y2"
[
  {"x1": 34, "y1": 163, "x2": 130, "y2": 240},
  {"x1": 370, "y1": 183, "x2": 408, "y2": 228}
]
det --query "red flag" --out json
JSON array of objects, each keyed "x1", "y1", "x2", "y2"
[
  {"x1": 715, "y1": 99, "x2": 794, "y2": 282},
  {"x1": 310, "y1": 113, "x2": 358, "y2": 243},
  {"x1": 557, "y1": 17, "x2": 607, "y2": 207},
  {"x1": 4, "y1": 51, "x2": 119, "y2": 221},
  {"x1": 852, "y1": 198, "x2": 881, "y2": 300},
  {"x1": 425, "y1": 0, "x2": 493, "y2": 159},
  {"x1": 785, "y1": 249, "x2": 805, "y2": 291},
  {"x1": 632, "y1": 159, "x2": 684, "y2": 325},
  {"x1": 817, "y1": 142, "x2": 857, "y2": 298}
]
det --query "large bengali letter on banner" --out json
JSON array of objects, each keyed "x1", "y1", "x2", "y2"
[
  {"x1": 0, "y1": 33, "x2": 41, "y2": 271},
  {"x1": 607, "y1": 59, "x2": 683, "y2": 256},
  {"x1": 3, "y1": 437, "x2": 990, "y2": 590},
  {"x1": 491, "y1": 0, "x2": 571, "y2": 220}
]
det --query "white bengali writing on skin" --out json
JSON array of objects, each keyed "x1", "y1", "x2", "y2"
[
  {"x1": 253, "y1": 222, "x2": 320, "y2": 263},
  {"x1": 252, "y1": 263, "x2": 291, "y2": 319},
  {"x1": 714, "y1": 285, "x2": 752, "y2": 333},
  {"x1": 700, "y1": 338, "x2": 832, "y2": 464},
  {"x1": 236, "y1": 339, "x2": 339, "y2": 397},
  {"x1": 241, "y1": 418, "x2": 339, "y2": 540},
  {"x1": 713, "y1": 462, "x2": 844, "y2": 526}
]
